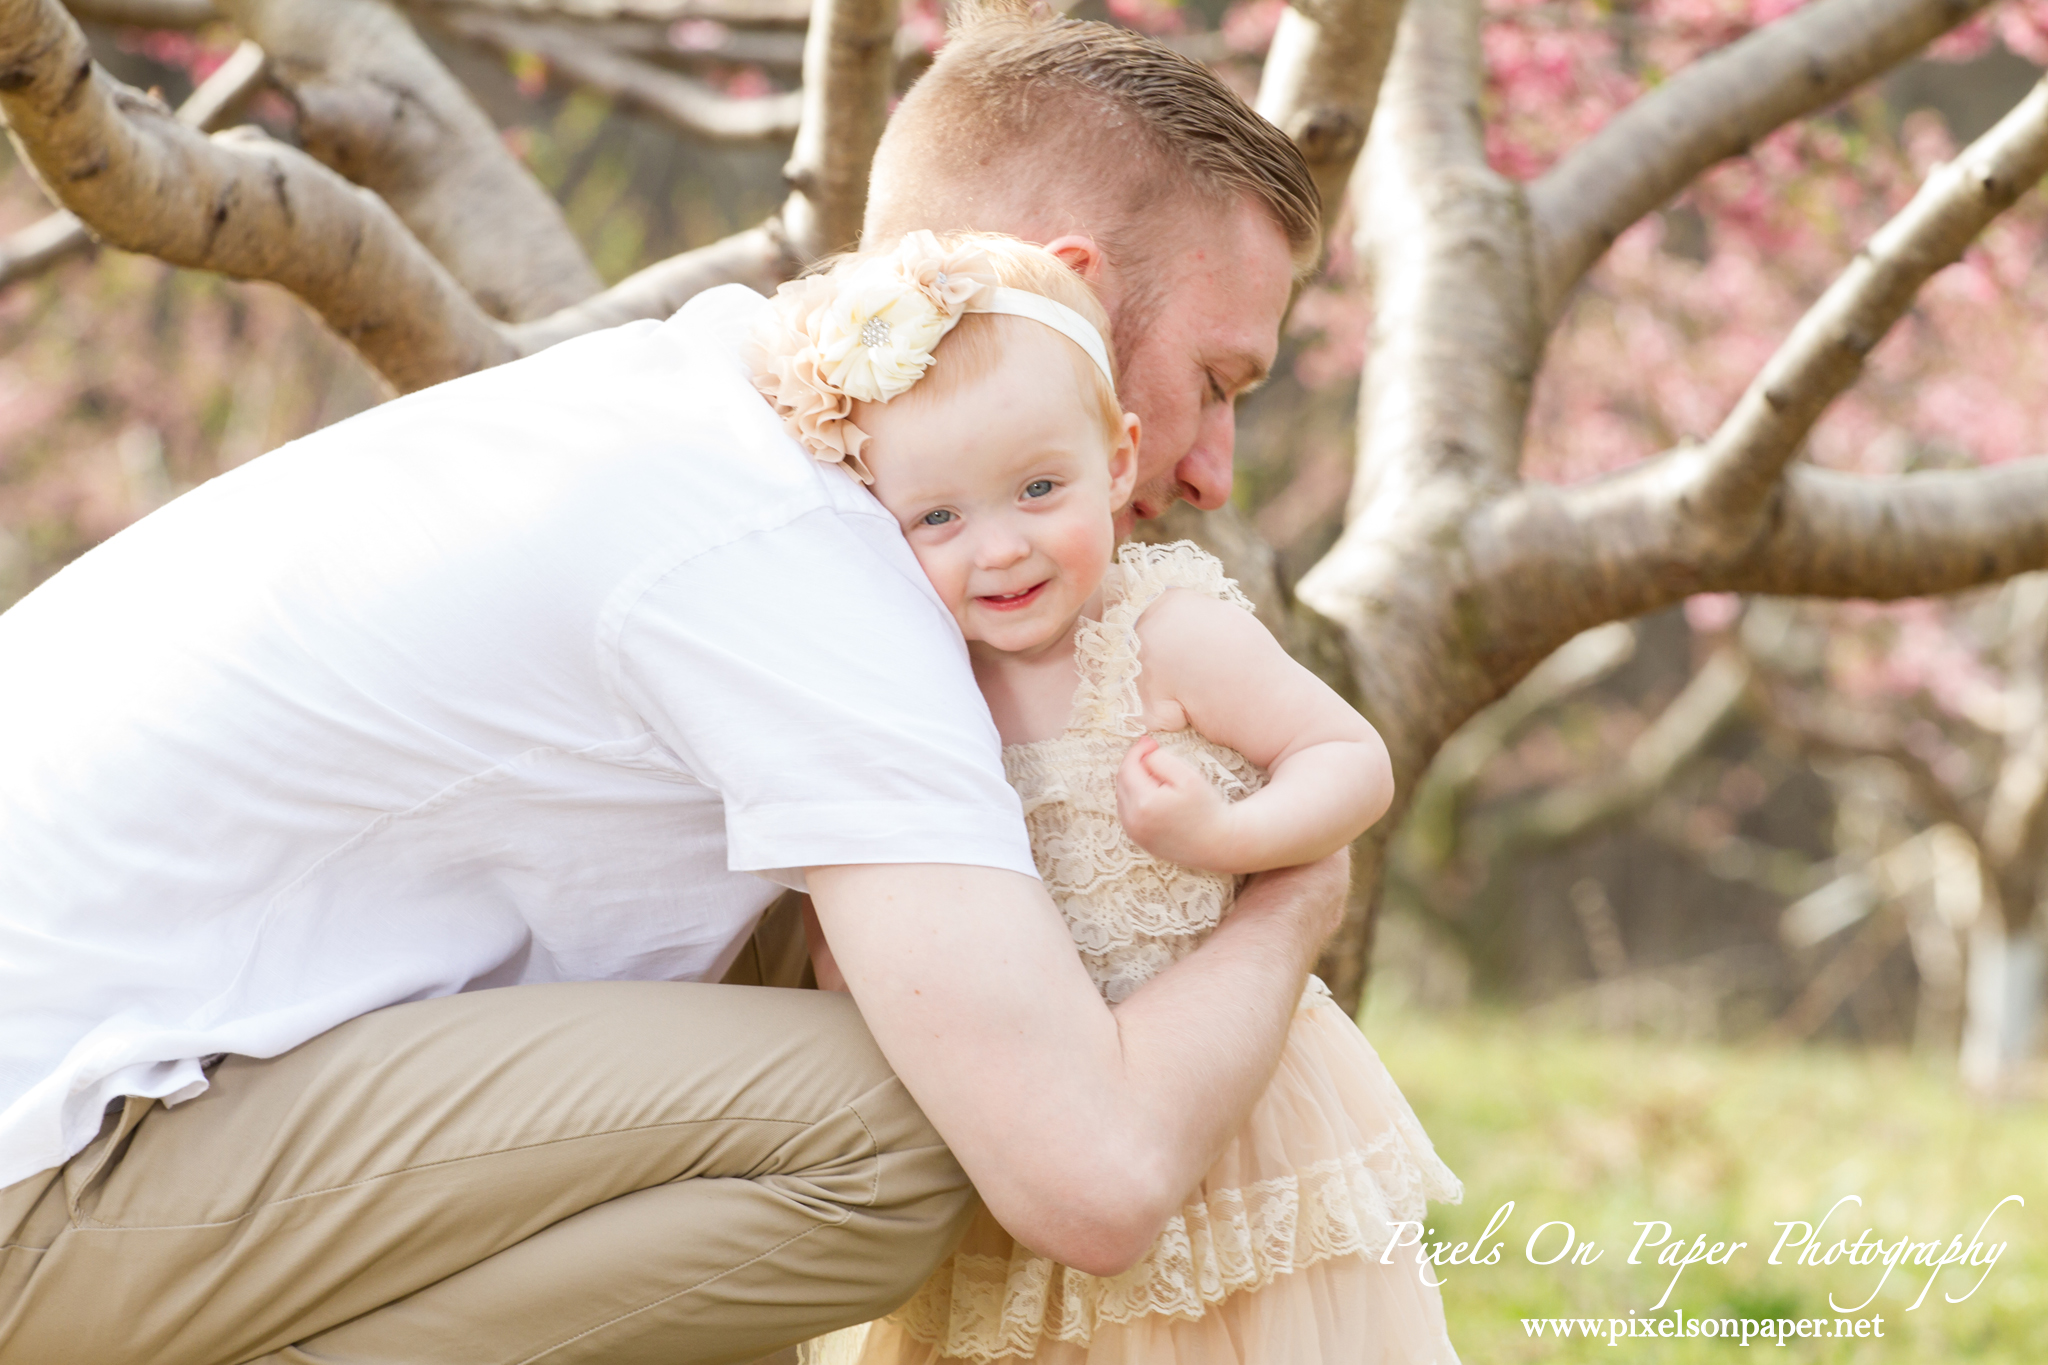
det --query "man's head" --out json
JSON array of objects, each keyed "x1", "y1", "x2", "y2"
[{"x1": 863, "y1": 1, "x2": 1319, "y2": 533}]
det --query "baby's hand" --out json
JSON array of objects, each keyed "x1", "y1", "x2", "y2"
[{"x1": 1115, "y1": 735, "x2": 1240, "y2": 871}]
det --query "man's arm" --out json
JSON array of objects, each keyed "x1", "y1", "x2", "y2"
[{"x1": 806, "y1": 848, "x2": 1346, "y2": 1277}]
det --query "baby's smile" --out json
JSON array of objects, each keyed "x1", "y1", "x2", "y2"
[{"x1": 976, "y1": 581, "x2": 1050, "y2": 611}]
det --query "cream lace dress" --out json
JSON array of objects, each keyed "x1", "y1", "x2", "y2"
[{"x1": 825, "y1": 542, "x2": 1463, "y2": 1365}]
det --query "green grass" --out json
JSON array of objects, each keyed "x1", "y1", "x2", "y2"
[{"x1": 1360, "y1": 1003, "x2": 2047, "y2": 1362}]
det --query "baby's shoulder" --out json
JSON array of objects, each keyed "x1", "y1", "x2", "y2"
[
  {"x1": 1130, "y1": 583, "x2": 1252, "y2": 645},
  {"x1": 1130, "y1": 587, "x2": 1277, "y2": 719}
]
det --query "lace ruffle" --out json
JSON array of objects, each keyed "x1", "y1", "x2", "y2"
[
  {"x1": 1068, "y1": 542, "x2": 1256, "y2": 738},
  {"x1": 888, "y1": 1143, "x2": 1453, "y2": 1362},
  {"x1": 1003, "y1": 729, "x2": 1259, "y2": 1002}
]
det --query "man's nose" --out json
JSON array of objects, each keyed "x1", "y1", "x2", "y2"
[{"x1": 1175, "y1": 404, "x2": 1235, "y2": 511}]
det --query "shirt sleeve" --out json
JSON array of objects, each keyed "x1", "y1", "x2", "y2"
[{"x1": 606, "y1": 504, "x2": 1038, "y2": 887}]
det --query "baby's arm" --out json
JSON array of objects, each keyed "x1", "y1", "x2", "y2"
[{"x1": 1117, "y1": 588, "x2": 1392, "y2": 875}]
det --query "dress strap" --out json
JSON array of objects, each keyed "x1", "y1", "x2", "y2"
[{"x1": 1069, "y1": 541, "x2": 1256, "y2": 736}]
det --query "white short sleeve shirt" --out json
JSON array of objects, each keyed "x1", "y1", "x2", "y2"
[{"x1": 0, "y1": 284, "x2": 1036, "y2": 1189}]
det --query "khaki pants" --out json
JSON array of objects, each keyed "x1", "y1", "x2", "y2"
[{"x1": 0, "y1": 964, "x2": 970, "y2": 1365}]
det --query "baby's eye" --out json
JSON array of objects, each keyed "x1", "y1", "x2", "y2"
[
  {"x1": 920, "y1": 508, "x2": 956, "y2": 527},
  {"x1": 1023, "y1": 479, "x2": 1055, "y2": 499}
]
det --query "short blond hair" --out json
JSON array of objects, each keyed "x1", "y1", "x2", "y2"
[
  {"x1": 865, "y1": 3, "x2": 1321, "y2": 276},
  {"x1": 828, "y1": 232, "x2": 1124, "y2": 453}
]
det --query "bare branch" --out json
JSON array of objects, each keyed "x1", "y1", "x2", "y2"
[
  {"x1": 1529, "y1": 0, "x2": 1994, "y2": 322},
  {"x1": 0, "y1": 207, "x2": 88, "y2": 286},
  {"x1": 62, "y1": 0, "x2": 214, "y2": 25},
  {"x1": 1980, "y1": 574, "x2": 2048, "y2": 928},
  {"x1": 1481, "y1": 648, "x2": 1752, "y2": 853},
  {"x1": 1692, "y1": 75, "x2": 2048, "y2": 520},
  {"x1": 444, "y1": 11, "x2": 808, "y2": 70},
  {"x1": 173, "y1": 33, "x2": 269, "y2": 122},
  {"x1": 507, "y1": 220, "x2": 790, "y2": 350},
  {"x1": 1770, "y1": 899, "x2": 1909, "y2": 1042},
  {"x1": 217, "y1": 0, "x2": 601, "y2": 322},
  {"x1": 1252, "y1": 0, "x2": 1404, "y2": 239},
  {"x1": 434, "y1": 8, "x2": 800, "y2": 141},
  {"x1": 1751, "y1": 667, "x2": 1973, "y2": 832},
  {"x1": 1722, "y1": 462, "x2": 2048, "y2": 600},
  {"x1": 411, "y1": 0, "x2": 811, "y2": 23},
  {"x1": 2, "y1": 0, "x2": 514, "y2": 388},
  {"x1": 1396, "y1": 621, "x2": 1636, "y2": 874},
  {"x1": 778, "y1": 0, "x2": 894, "y2": 260},
  {"x1": 1472, "y1": 456, "x2": 2048, "y2": 659},
  {"x1": 500, "y1": 0, "x2": 892, "y2": 346},
  {"x1": 0, "y1": 35, "x2": 265, "y2": 289}
]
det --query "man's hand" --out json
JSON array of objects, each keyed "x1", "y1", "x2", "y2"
[
  {"x1": 806, "y1": 847, "x2": 1349, "y2": 1278},
  {"x1": 1229, "y1": 845, "x2": 1350, "y2": 966}
]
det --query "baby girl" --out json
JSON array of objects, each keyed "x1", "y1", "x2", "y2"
[{"x1": 752, "y1": 231, "x2": 1462, "y2": 1364}]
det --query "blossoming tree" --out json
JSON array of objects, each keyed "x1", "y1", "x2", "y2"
[{"x1": 5, "y1": 0, "x2": 2048, "y2": 1073}]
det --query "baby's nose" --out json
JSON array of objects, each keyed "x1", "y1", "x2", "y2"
[{"x1": 975, "y1": 528, "x2": 1032, "y2": 568}]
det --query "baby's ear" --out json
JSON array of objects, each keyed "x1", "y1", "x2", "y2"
[{"x1": 1109, "y1": 412, "x2": 1141, "y2": 503}]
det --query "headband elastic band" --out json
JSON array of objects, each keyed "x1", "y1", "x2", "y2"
[{"x1": 978, "y1": 286, "x2": 1116, "y2": 390}]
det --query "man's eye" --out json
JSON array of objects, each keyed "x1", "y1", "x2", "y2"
[
  {"x1": 1024, "y1": 479, "x2": 1054, "y2": 498},
  {"x1": 1206, "y1": 372, "x2": 1228, "y2": 404},
  {"x1": 920, "y1": 509, "x2": 956, "y2": 526}
]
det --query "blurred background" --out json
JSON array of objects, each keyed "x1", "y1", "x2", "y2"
[{"x1": 4, "y1": 1, "x2": 2045, "y2": 1357}]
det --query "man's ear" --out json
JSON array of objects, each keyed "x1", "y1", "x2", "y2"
[
  {"x1": 1109, "y1": 412, "x2": 1140, "y2": 507},
  {"x1": 1044, "y1": 235, "x2": 1106, "y2": 283}
]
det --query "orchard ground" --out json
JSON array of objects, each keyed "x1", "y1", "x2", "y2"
[{"x1": 1365, "y1": 927, "x2": 2048, "y2": 1364}]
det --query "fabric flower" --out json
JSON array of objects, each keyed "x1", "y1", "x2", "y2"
[
  {"x1": 812, "y1": 256, "x2": 952, "y2": 402},
  {"x1": 748, "y1": 230, "x2": 1004, "y2": 481}
]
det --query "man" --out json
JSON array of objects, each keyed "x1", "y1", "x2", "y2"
[{"x1": 0, "y1": 9, "x2": 1330, "y2": 1365}]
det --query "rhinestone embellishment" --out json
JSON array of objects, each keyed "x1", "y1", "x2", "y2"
[{"x1": 860, "y1": 316, "x2": 891, "y2": 347}]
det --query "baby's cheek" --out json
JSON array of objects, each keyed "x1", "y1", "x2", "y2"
[
  {"x1": 1049, "y1": 514, "x2": 1115, "y2": 583},
  {"x1": 907, "y1": 542, "x2": 970, "y2": 618}
]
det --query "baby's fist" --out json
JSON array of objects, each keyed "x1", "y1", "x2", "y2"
[{"x1": 1115, "y1": 735, "x2": 1235, "y2": 870}]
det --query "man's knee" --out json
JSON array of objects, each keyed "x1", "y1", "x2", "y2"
[{"x1": 845, "y1": 1074, "x2": 977, "y2": 1308}]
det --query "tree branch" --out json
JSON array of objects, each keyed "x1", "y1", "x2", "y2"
[
  {"x1": 1395, "y1": 621, "x2": 1636, "y2": 874},
  {"x1": 0, "y1": 34, "x2": 264, "y2": 289},
  {"x1": 1691, "y1": 73, "x2": 2048, "y2": 521},
  {"x1": 1722, "y1": 462, "x2": 2048, "y2": 599},
  {"x1": 777, "y1": 0, "x2": 892, "y2": 260},
  {"x1": 1528, "y1": 0, "x2": 1994, "y2": 323},
  {"x1": 1477, "y1": 647, "x2": 1752, "y2": 855},
  {"x1": 429, "y1": 8, "x2": 807, "y2": 71},
  {"x1": 0, "y1": 206, "x2": 90, "y2": 286},
  {"x1": 434, "y1": 7, "x2": 801, "y2": 141},
  {"x1": 218, "y1": 0, "x2": 601, "y2": 322},
  {"x1": 62, "y1": 0, "x2": 214, "y2": 25},
  {"x1": 1980, "y1": 574, "x2": 2048, "y2": 929},
  {"x1": 1770, "y1": 897, "x2": 1910, "y2": 1042},
  {"x1": 411, "y1": 0, "x2": 811, "y2": 23},
  {"x1": 2, "y1": 0, "x2": 514, "y2": 388},
  {"x1": 1461, "y1": 78, "x2": 2048, "y2": 640},
  {"x1": 1253, "y1": 0, "x2": 1405, "y2": 240},
  {"x1": 1472, "y1": 456, "x2": 2048, "y2": 656},
  {"x1": 1750, "y1": 671, "x2": 1972, "y2": 833},
  {"x1": 506, "y1": 218, "x2": 790, "y2": 349}
]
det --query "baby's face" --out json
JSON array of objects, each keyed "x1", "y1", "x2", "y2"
[{"x1": 860, "y1": 327, "x2": 1138, "y2": 660}]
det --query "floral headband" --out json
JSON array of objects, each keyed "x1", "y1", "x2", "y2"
[{"x1": 749, "y1": 230, "x2": 1116, "y2": 484}]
